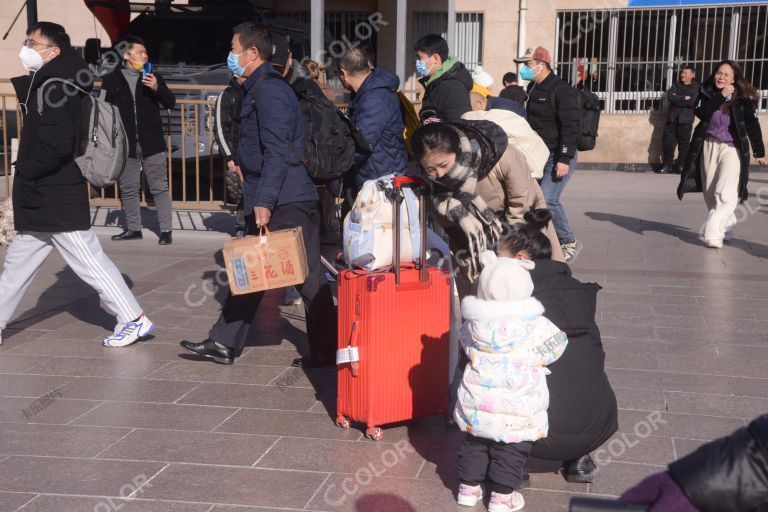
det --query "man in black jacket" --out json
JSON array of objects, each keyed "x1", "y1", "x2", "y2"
[
  {"x1": 414, "y1": 34, "x2": 473, "y2": 121},
  {"x1": 514, "y1": 46, "x2": 583, "y2": 263},
  {"x1": 1, "y1": 22, "x2": 153, "y2": 348},
  {"x1": 657, "y1": 65, "x2": 700, "y2": 174},
  {"x1": 102, "y1": 36, "x2": 176, "y2": 245},
  {"x1": 499, "y1": 72, "x2": 527, "y2": 106}
]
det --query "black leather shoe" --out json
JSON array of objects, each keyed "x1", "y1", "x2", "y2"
[
  {"x1": 562, "y1": 454, "x2": 597, "y2": 483},
  {"x1": 180, "y1": 339, "x2": 234, "y2": 365},
  {"x1": 111, "y1": 230, "x2": 143, "y2": 241},
  {"x1": 158, "y1": 231, "x2": 173, "y2": 245},
  {"x1": 291, "y1": 355, "x2": 335, "y2": 368},
  {"x1": 655, "y1": 165, "x2": 676, "y2": 174}
]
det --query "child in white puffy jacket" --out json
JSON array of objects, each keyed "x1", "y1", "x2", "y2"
[{"x1": 455, "y1": 251, "x2": 568, "y2": 512}]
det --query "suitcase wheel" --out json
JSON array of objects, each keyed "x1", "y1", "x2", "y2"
[
  {"x1": 365, "y1": 426, "x2": 383, "y2": 441},
  {"x1": 336, "y1": 415, "x2": 351, "y2": 429}
]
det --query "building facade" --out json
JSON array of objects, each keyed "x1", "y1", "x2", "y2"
[{"x1": 1, "y1": 0, "x2": 767, "y2": 168}]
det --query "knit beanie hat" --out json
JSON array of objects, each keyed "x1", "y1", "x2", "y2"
[
  {"x1": 472, "y1": 65, "x2": 494, "y2": 88},
  {"x1": 476, "y1": 251, "x2": 535, "y2": 302}
]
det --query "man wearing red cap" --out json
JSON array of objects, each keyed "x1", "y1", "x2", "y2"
[{"x1": 514, "y1": 46, "x2": 582, "y2": 264}]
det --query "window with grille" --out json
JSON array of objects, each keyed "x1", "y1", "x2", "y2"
[
  {"x1": 556, "y1": 4, "x2": 768, "y2": 114},
  {"x1": 412, "y1": 11, "x2": 484, "y2": 71}
]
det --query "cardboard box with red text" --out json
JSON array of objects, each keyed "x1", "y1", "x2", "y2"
[{"x1": 222, "y1": 227, "x2": 308, "y2": 295}]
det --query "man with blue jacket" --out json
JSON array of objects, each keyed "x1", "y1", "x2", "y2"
[
  {"x1": 338, "y1": 46, "x2": 408, "y2": 192},
  {"x1": 181, "y1": 22, "x2": 336, "y2": 368}
]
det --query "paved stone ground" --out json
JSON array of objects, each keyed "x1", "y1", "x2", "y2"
[{"x1": 0, "y1": 170, "x2": 766, "y2": 512}]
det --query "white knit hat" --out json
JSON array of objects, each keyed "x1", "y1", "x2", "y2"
[
  {"x1": 476, "y1": 251, "x2": 536, "y2": 302},
  {"x1": 471, "y1": 66, "x2": 494, "y2": 88}
]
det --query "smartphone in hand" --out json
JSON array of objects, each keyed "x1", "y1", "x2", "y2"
[{"x1": 142, "y1": 62, "x2": 153, "y2": 78}]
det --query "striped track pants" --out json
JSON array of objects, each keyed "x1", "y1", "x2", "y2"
[{"x1": 0, "y1": 230, "x2": 142, "y2": 330}]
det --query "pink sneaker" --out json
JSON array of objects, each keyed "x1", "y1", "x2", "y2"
[
  {"x1": 457, "y1": 483, "x2": 483, "y2": 507},
  {"x1": 488, "y1": 491, "x2": 525, "y2": 512}
]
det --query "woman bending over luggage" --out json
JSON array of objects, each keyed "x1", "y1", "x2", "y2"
[
  {"x1": 454, "y1": 249, "x2": 568, "y2": 511},
  {"x1": 497, "y1": 213, "x2": 618, "y2": 485},
  {"x1": 411, "y1": 121, "x2": 562, "y2": 287}
]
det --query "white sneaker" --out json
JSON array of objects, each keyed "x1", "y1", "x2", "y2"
[
  {"x1": 705, "y1": 238, "x2": 723, "y2": 249},
  {"x1": 561, "y1": 240, "x2": 583, "y2": 264},
  {"x1": 488, "y1": 491, "x2": 525, "y2": 512},
  {"x1": 457, "y1": 483, "x2": 483, "y2": 507},
  {"x1": 103, "y1": 314, "x2": 155, "y2": 348}
]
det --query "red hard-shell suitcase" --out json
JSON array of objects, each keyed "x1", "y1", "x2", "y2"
[{"x1": 335, "y1": 176, "x2": 450, "y2": 440}]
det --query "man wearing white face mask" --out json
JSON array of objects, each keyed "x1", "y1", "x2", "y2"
[
  {"x1": 2, "y1": 22, "x2": 154, "y2": 348},
  {"x1": 513, "y1": 47, "x2": 583, "y2": 264}
]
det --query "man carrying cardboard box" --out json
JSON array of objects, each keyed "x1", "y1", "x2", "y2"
[{"x1": 180, "y1": 23, "x2": 336, "y2": 367}]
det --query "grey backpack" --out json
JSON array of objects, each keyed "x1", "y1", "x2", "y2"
[{"x1": 37, "y1": 78, "x2": 128, "y2": 188}]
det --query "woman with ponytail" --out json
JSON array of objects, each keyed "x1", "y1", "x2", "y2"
[{"x1": 495, "y1": 211, "x2": 618, "y2": 485}]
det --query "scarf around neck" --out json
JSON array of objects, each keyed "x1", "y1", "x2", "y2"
[{"x1": 429, "y1": 128, "x2": 502, "y2": 280}]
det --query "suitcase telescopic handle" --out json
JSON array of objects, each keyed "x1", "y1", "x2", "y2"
[
  {"x1": 392, "y1": 176, "x2": 428, "y2": 285},
  {"x1": 393, "y1": 176, "x2": 428, "y2": 189}
]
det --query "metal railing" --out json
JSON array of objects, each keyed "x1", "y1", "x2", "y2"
[
  {"x1": 0, "y1": 81, "x2": 421, "y2": 205},
  {"x1": 1, "y1": 82, "x2": 231, "y2": 207},
  {"x1": 555, "y1": 4, "x2": 768, "y2": 114}
]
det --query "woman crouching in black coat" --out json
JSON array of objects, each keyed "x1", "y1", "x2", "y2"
[{"x1": 496, "y1": 210, "x2": 618, "y2": 483}]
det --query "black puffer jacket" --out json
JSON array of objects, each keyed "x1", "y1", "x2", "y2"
[
  {"x1": 419, "y1": 59, "x2": 473, "y2": 121},
  {"x1": 499, "y1": 85, "x2": 527, "y2": 105},
  {"x1": 101, "y1": 66, "x2": 175, "y2": 159},
  {"x1": 669, "y1": 413, "x2": 768, "y2": 512},
  {"x1": 678, "y1": 85, "x2": 765, "y2": 202},
  {"x1": 525, "y1": 73, "x2": 581, "y2": 165},
  {"x1": 528, "y1": 259, "x2": 618, "y2": 462},
  {"x1": 10, "y1": 49, "x2": 91, "y2": 232}
]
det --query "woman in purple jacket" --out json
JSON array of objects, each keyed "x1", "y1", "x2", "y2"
[{"x1": 677, "y1": 60, "x2": 767, "y2": 248}]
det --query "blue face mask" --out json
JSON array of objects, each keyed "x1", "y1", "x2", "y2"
[
  {"x1": 415, "y1": 58, "x2": 432, "y2": 78},
  {"x1": 519, "y1": 63, "x2": 538, "y2": 81},
  {"x1": 227, "y1": 51, "x2": 245, "y2": 76}
]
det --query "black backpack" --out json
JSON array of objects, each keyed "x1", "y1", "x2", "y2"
[
  {"x1": 249, "y1": 75, "x2": 364, "y2": 184},
  {"x1": 294, "y1": 88, "x2": 365, "y2": 183},
  {"x1": 551, "y1": 82, "x2": 601, "y2": 152}
]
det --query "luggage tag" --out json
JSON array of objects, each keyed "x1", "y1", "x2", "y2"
[{"x1": 336, "y1": 346, "x2": 360, "y2": 365}]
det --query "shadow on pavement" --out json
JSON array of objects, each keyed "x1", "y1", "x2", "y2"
[
  {"x1": 355, "y1": 494, "x2": 417, "y2": 511},
  {"x1": 585, "y1": 211, "x2": 768, "y2": 258}
]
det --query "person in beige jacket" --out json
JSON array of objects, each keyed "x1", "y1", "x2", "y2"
[{"x1": 477, "y1": 146, "x2": 565, "y2": 262}]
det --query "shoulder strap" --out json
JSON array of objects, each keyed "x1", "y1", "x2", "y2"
[
  {"x1": 548, "y1": 81, "x2": 566, "y2": 116},
  {"x1": 36, "y1": 78, "x2": 89, "y2": 115},
  {"x1": 245, "y1": 79, "x2": 306, "y2": 166}
]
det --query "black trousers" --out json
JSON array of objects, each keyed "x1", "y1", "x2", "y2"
[
  {"x1": 662, "y1": 121, "x2": 693, "y2": 165},
  {"x1": 209, "y1": 201, "x2": 337, "y2": 359},
  {"x1": 458, "y1": 434, "x2": 532, "y2": 494}
]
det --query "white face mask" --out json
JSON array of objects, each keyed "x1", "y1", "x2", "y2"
[{"x1": 19, "y1": 46, "x2": 48, "y2": 72}]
